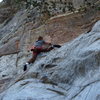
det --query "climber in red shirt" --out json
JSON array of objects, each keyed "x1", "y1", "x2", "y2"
[{"x1": 23, "y1": 36, "x2": 61, "y2": 71}]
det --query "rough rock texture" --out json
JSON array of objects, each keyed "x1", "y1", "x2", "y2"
[
  {"x1": 28, "y1": 0, "x2": 99, "y2": 17},
  {"x1": 0, "y1": 7, "x2": 13, "y2": 24},
  {"x1": 0, "y1": 79, "x2": 66, "y2": 100},
  {"x1": 72, "y1": 0, "x2": 98, "y2": 8},
  {"x1": 0, "y1": 20, "x2": 100, "y2": 100},
  {"x1": 0, "y1": 10, "x2": 28, "y2": 40},
  {"x1": 1, "y1": 0, "x2": 99, "y2": 25},
  {"x1": 0, "y1": 0, "x2": 100, "y2": 99},
  {"x1": 0, "y1": 54, "x2": 17, "y2": 79},
  {"x1": 0, "y1": 6, "x2": 100, "y2": 56}
]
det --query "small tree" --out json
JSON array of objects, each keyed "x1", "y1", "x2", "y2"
[
  {"x1": 50, "y1": 1, "x2": 56, "y2": 10},
  {"x1": 62, "y1": 6, "x2": 66, "y2": 13},
  {"x1": 67, "y1": 2, "x2": 75, "y2": 12}
]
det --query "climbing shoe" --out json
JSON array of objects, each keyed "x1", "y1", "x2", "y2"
[
  {"x1": 23, "y1": 62, "x2": 29, "y2": 71},
  {"x1": 23, "y1": 64, "x2": 27, "y2": 71}
]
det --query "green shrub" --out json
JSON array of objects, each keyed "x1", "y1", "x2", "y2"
[
  {"x1": 97, "y1": 6, "x2": 100, "y2": 10},
  {"x1": 67, "y1": 2, "x2": 75, "y2": 12}
]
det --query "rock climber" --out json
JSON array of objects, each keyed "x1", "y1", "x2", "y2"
[{"x1": 23, "y1": 36, "x2": 61, "y2": 71}]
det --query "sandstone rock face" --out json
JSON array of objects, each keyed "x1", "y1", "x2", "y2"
[
  {"x1": 0, "y1": 10, "x2": 28, "y2": 40},
  {"x1": 0, "y1": 7, "x2": 13, "y2": 24},
  {"x1": 34, "y1": 0, "x2": 99, "y2": 16},
  {"x1": 0, "y1": 6, "x2": 99, "y2": 56},
  {"x1": 72, "y1": 0, "x2": 98, "y2": 8},
  {"x1": 0, "y1": 0, "x2": 99, "y2": 27},
  {"x1": 0, "y1": 20, "x2": 100, "y2": 100},
  {"x1": 0, "y1": 54, "x2": 17, "y2": 79},
  {"x1": 0, "y1": 1, "x2": 100, "y2": 99}
]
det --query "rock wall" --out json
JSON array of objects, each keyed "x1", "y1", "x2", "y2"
[
  {"x1": 0, "y1": 0, "x2": 100, "y2": 99},
  {"x1": 0, "y1": 7, "x2": 12, "y2": 24},
  {"x1": 0, "y1": 20, "x2": 100, "y2": 100},
  {"x1": 29, "y1": 0, "x2": 99, "y2": 14},
  {"x1": 0, "y1": 6, "x2": 100, "y2": 56},
  {"x1": 1, "y1": 0, "x2": 99, "y2": 22}
]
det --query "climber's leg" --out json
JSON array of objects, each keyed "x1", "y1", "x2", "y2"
[{"x1": 23, "y1": 52, "x2": 38, "y2": 71}]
